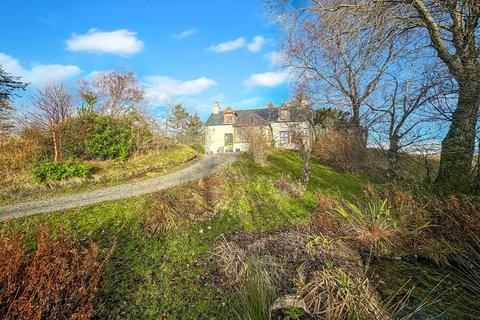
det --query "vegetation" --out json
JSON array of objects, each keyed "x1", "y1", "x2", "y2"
[{"x1": 31, "y1": 160, "x2": 91, "y2": 185}]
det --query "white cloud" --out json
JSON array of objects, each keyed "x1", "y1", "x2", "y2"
[
  {"x1": 172, "y1": 28, "x2": 197, "y2": 39},
  {"x1": 208, "y1": 37, "x2": 245, "y2": 52},
  {"x1": 66, "y1": 28, "x2": 144, "y2": 55},
  {"x1": 247, "y1": 36, "x2": 266, "y2": 52},
  {"x1": 0, "y1": 52, "x2": 81, "y2": 87},
  {"x1": 144, "y1": 75, "x2": 218, "y2": 104},
  {"x1": 265, "y1": 50, "x2": 286, "y2": 66},
  {"x1": 243, "y1": 70, "x2": 290, "y2": 87}
]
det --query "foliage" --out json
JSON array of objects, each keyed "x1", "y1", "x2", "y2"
[
  {"x1": 166, "y1": 104, "x2": 203, "y2": 143},
  {"x1": 63, "y1": 112, "x2": 141, "y2": 161},
  {"x1": 0, "y1": 225, "x2": 115, "y2": 320},
  {"x1": 243, "y1": 126, "x2": 272, "y2": 165},
  {"x1": 0, "y1": 67, "x2": 27, "y2": 135},
  {"x1": 313, "y1": 108, "x2": 351, "y2": 131},
  {"x1": 31, "y1": 160, "x2": 91, "y2": 185}
]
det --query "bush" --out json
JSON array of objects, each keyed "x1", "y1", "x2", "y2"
[
  {"x1": 63, "y1": 112, "x2": 146, "y2": 161},
  {"x1": 313, "y1": 129, "x2": 365, "y2": 172},
  {"x1": 31, "y1": 160, "x2": 91, "y2": 185},
  {"x1": 0, "y1": 226, "x2": 115, "y2": 320}
]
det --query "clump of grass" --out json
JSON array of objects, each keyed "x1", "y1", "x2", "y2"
[
  {"x1": 297, "y1": 262, "x2": 387, "y2": 319},
  {"x1": 236, "y1": 258, "x2": 278, "y2": 320},
  {"x1": 212, "y1": 235, "x2": 248, "y2": 288},
  {"x1": 0, "y1": 225, "x2": 115, "y2": 320},
  {"x1": 273, "y1": 173, "x2": 305, "y2": 198},
  {"x1": 335, "y1": 199, "x2": 399, "y2": 254}
]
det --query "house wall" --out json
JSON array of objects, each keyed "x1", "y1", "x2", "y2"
[
  {"x1": 205, "y1": 121, "x2": 310, "y2": 154},
  {"x1": 271, "y1": 121, "x2": 309, "y2": 149},
  {"x1": 204, "y1": 125, "x2": 250, "y2": 154}
]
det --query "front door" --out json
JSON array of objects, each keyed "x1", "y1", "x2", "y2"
[{"x1": 224, "y1": 133, "x2": 233, "y2": 146}]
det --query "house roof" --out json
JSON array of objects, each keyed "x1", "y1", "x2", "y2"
[{"x1": 205, "y1": 107, "x2": 307, "y2": 126}]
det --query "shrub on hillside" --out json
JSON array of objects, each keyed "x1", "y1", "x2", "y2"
[
  {"x1": 0, "y1": 226, "x2": 115, "y2": 320},
  {"x1": 313, "y1": 129, "x2": 365, "y2": 172},
  {"x1": 31, "y1": 160, "x2": 91, "y2": 185}
]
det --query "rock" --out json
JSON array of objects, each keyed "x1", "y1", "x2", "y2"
[{"x1": 269, "y1": 294, "x2": 316, "y2": 320}]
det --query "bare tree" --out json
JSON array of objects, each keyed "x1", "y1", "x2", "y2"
[
  {"x1": 371, "y1": 71, "x2": 445, "y2": 179},
  {"x1": 92, "y1": 71, "x2": 145, "y2": 117},
  {"x1": 32, "y1": 83, "x2": 73, "y2": 162},
  {"x1": 272, "y1": 0, "x2": 405, "y2": 144},
  {"x1": 288, "y1": 91, "x2": 316, "y2": 186},
  {"x1": 287, "y1": 0, "x2": 480, "y2": 192}
]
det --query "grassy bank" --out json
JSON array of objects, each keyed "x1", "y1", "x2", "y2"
[
  {"x1": 0, "y1": 144, "x2": 198, "y2": 205},
  {"x1": 1, "y1": 150, "x2": 369, "y2": 319}
]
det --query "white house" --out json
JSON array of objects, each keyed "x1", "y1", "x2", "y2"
[{"x1": 204, "y1": 102, "x2": 310, "y2": 154}]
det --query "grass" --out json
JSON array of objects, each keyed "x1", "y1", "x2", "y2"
[
  {"x1": 0, "y1": 144, "x2": 198, "y2": 205},
  {"x1": 0, "y1": 150, "x2": 372, "y2": 319}
]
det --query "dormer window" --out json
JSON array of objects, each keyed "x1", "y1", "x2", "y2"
[
  {"x1": 223, "y1": 108, "x2": 236, "y2": 124},
  {"x1": 278, "y1": 107, "x2": 290, "y2": 121}
]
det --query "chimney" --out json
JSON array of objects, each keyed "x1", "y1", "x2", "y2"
[
  {"x1": 212, "y1": 101, "x2": 221, "y2": 114},
  {"x1": 267, "y1": 102, "x2": 275, "y2": 109}
]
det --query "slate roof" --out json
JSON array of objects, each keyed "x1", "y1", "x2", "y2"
[{"x1": 205, "y1": 108, "x2": 308, "y2": 126}]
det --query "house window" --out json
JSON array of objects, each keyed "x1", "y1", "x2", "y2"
[
  {"x1": 279, "y1": 131, "x2": 290, "y2": 145},
  {"x1": 224, "y1": 114, "x2": 235, "y2": 124},
  {"x1": 278, "y1": 109, "x2": 290, "y2": 121},
  {"x1": 235, "y1": 127, "x2": 247, "y2": 142}
]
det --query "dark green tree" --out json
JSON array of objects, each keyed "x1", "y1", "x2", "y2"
[
  {"x1": 166, "y1": 104, "x2": 203, "y2": 143},
  {"x1": 0, "y1": 67, "x2": 27, "y2": 134}
]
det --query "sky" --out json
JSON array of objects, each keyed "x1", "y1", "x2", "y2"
[{"x1": 0, "y1": 0, "x2": 291, "y2": 120}]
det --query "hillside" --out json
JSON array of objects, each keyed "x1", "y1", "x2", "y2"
[{"x1": 3, "y1": 150, "x2": 478, "y2": 319}]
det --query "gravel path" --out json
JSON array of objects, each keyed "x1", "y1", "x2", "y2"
[{"x1": 0, "y1": 154, "x2": 236, "y2": 221}]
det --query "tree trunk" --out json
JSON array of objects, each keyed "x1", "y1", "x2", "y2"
[
  {"x1": 387, "y1": 136, "x2": 400, "y2": 180},
  {"x1": 435, "y1": 82, "x2": 480, "y2": 193},
  {"x1": 302, "y1": 153, "x2": 311, "y2": 187},
  {"x1": 52, "y1": 128, "x2": 59, "y2": 162}
]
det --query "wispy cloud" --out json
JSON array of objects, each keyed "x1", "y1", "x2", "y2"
[
  {"x1": 172, "y1": 28, "x2": 197, "y2": 39},
  {"x1": 265, "y1": 50, "x2": 286, "y2": 66},
  {"x1": 247, "y1": 36, "x2": 266, "y2": 52},
  {"x1": 0, "y1": 52, "x2": 81, "y2": 87},
  {"x1": 66, "y1": 28, "x2": 144, "y2": 55},
  {"x1": 243, "y1": 70, "x2": 290, "y2": 88},
  {"x1": 144, "y1": 75, "x2": 218, "y2": 105},
  {"x1": 208, "y1": 37, "x2": 246, "y2": 52}
]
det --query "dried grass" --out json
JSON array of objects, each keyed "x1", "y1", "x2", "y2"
[
  {"x1": 0, "y1": 225, "x2": 115, "y2": 320},
  {"x1": 273, "y1": 173, "x2": 305, "y2": 198}
]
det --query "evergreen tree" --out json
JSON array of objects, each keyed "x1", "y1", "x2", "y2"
[
  {"x1": 166, "y1": 104, "x2": 203, "y2": 143},
  {"x1": 0, "y1": 67, "x2": 27, "y2": 134}
]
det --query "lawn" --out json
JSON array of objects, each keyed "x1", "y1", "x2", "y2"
[
  {"x1": 2, "y1": 150, "x2": 370, "y2": 319},
  {"x1": 0, "y1": 144, "x2": 198, "y2": 205}
]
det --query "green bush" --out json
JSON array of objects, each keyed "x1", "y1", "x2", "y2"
[
  {"x1": 31, "y1": 160, "x2": 91, "y2": 185},
  {"x1": 62, "y1": 112, "x2": 135, "y2": 161}
]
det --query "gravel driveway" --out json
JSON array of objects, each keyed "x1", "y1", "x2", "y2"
[{"x1": 0, "y1": 154, "x2": 236, "y2": 221}]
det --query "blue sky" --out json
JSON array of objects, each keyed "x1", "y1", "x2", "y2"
[{"x1": 0, "y1": 0, "x2": 291, "y2": 119}]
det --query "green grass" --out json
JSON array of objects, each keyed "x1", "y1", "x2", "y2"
[
  {"x1": 0, "y1": 144, "x2": 198, "y2": 205},
  {"x1": 1, "y1": 150, "x2": 370, "y2": 319}
]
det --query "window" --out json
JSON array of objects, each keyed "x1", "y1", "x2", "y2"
[
  {"x1": 235, "y1": 127, "x2": 247, "y2": 142},
  {"x1": 279, "y1": 131, "x2": 290, "y2": 145},
  {"x1": 224, "y1": 114, "x2": 234, "y2": 123},
  {"x1": 278, "y1": 109, "x2": 290, "y2": 121}
]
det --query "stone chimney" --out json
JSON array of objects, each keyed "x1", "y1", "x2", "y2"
[
  {"x1": 267, "y1": 102, "x2": 275, "y2": 109},
  {"x1": 212, "y1": 101, "x2": 221, "y2": 114}
]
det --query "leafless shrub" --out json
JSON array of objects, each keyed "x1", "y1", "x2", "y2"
[
  {"x1": 0, "y1": 226, "x2": 115, "y2": 320},
  {"x1": 313, "y1": 129, "x2": 366, "y2": 172},
  {"x1": 243, "y1": 125, "x2": 272, "y2": 165}
]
